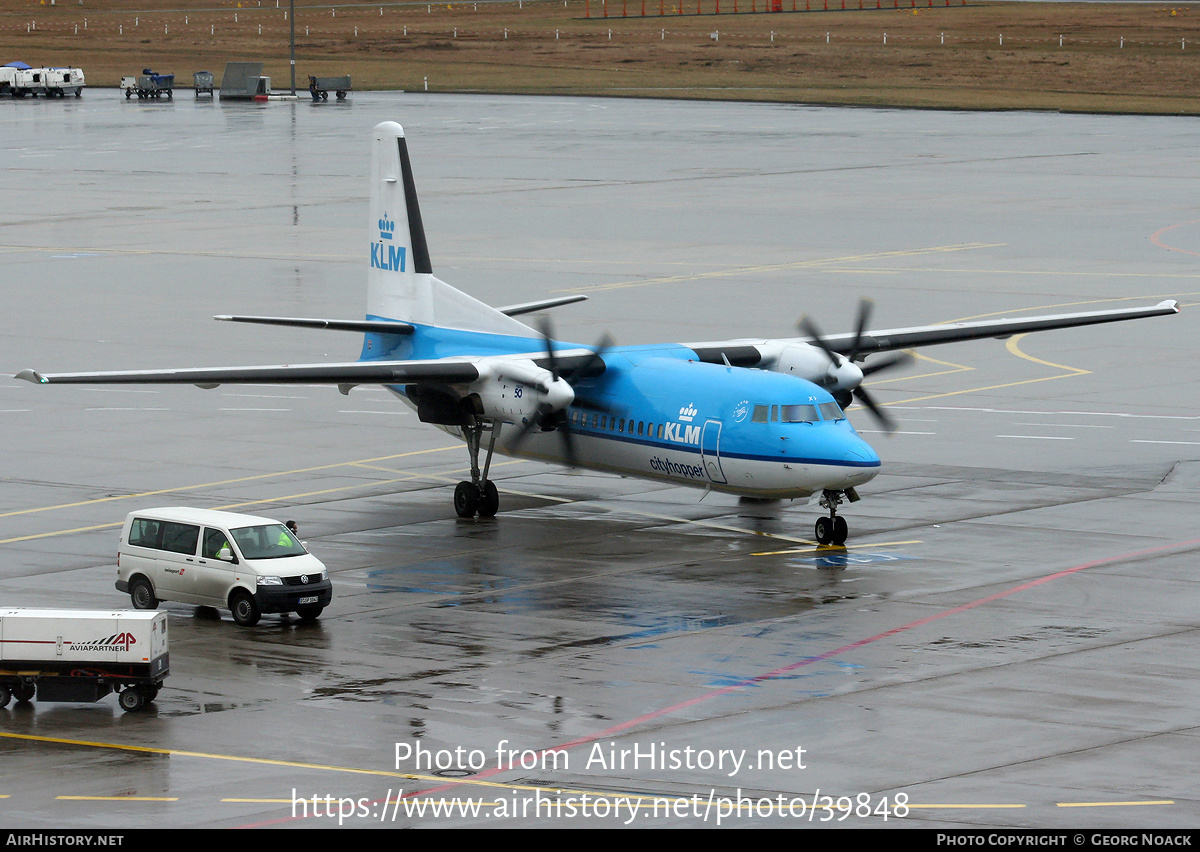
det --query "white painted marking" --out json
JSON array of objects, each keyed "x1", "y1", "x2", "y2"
[{"x1": 996, "y1": 435, "x2": 1074, "y2": 441}]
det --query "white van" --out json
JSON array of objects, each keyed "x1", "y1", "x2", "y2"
[{"x1": 116, "y1": 508, "x2": 332, "y2": 626}]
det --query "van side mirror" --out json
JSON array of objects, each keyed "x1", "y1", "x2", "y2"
[{"x1": 217, "y1": 546, "x2": 237, "y2": 564}]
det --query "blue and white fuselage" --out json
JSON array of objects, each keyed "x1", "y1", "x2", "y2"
[{"x1": 365, "y1": 323, "x2": 880, "y2": 499}]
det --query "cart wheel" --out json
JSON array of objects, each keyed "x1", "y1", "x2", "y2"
[
  {"x1": 12, "y1": 682, "x2": 34, "y2": 703},
  {"x1": 118, "y1": 688, "x2": 145, "y2": 712},
  {"x1": 0, "y1": 684, "x2": 11, "y2": 708},
  {"x1": 125, "y1": 90, "x2": 132, "y2": 99},
  {"x1": 336, "y1": 91, "x2": 346, "y2": 100},
  {"x1": 321, "y1": 91, "x2": 328, "y2": 101}
]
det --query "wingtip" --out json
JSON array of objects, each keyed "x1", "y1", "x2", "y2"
[
  {"x1": 14, "y1": 369, "x2": 48, "y2": 385},
  {"x1": 1158, "y1": 299, "x2": 1181, "y2": 313}
]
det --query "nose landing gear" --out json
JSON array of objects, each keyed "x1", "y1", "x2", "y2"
[{"x1": 814, "y1": 488, "x2": 858, "y2": 546}]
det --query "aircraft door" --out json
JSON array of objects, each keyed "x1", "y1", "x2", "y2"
[{"x1": 700, "y1": 419, "x2": 727, "y2": 484}]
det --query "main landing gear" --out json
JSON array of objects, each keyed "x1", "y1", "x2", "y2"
[
  {"x1": 814, "y1": 487, "x2": 859, "y2": 546},
  {"x1": 454, "y1": 420, "x2": 501, "y2": 519}
]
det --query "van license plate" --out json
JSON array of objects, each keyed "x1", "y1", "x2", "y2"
[{"x1": 299, "y1": 596, "x2": 318, "y2": 604}]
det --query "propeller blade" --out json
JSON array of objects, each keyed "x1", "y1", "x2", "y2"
[
  {"x1": 860, "y1": 351, "x2": 913, "y2": 378},
  {"x1": 849, "y1": 298, "x2": 873, "y2": 361},
  {"x1": 538, "y1": 317, "x2": 561, "y2": 381},
  {"x1": 798, "y1": 316, "x2": 840, "y2": 365},
  {"x1": 852, "y1": 386, "x2": 896, "y2": 433}
]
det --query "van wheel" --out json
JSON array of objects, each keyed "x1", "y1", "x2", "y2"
[
  {"x1": 295, "y1": 605, "x2": 324, "y2": 621},
  {"x1": 230, "y1": 591, "x2": 260, "y2": 626},
  {"x1": 130, "y1": 577, "x2": 158, "y2": 610}
]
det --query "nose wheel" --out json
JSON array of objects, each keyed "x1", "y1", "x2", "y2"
[{"x1": 814, "y1": 489, "x2": 851, "y2": 546}]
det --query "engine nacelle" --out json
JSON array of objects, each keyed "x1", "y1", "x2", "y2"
[
  {"x1": 468, "y1": 360, "x2": 575, "y2": 425},
  {"x1": 770, "y1": 342, "x2": 863, "y2": 392}
]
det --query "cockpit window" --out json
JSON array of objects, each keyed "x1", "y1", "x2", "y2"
[
  {"x1": 818, "y1": 401, "x2": 845, "y2": 421},
  {"x1": 752, "y1": 405, "x2": 769, "y2": 423},
  {"x1": 781, "y1": 404, "x2": 820, "y2": 423}
]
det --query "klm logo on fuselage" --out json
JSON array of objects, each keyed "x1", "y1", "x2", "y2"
[
  {"x1": 664, "y1": 403, "x2": 701, "y2": 445},
  {"x1": 370, "y1": 213, "x2": 406, "y2": 272}
]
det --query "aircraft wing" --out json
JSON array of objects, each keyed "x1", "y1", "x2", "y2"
[
  {"x1": 688, "y1": 300, "x2": 1180, "y2": 365},
  {"x1": 812, "y1": 300, "x2": 1180, "y2": 356},
  {"x1": 14, "y1": 350, "x2": 606, "y2": 390},
  {"x1": 14, "y1": 360, "x2": 482, "y2": 389}
]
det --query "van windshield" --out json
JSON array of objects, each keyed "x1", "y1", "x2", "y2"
[{"x1": 230, "y1": 524, "x2": 307, "y2": 559}]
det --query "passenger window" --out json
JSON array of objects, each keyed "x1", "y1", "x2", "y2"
[
  {"x1": 160, "y1": 522, "x2": 199, "y2": 555},
  {"x1": 129, "y1": 519, "x2": 161, "y2": 548},
  {"x1": 638, "y1": 421, "x2": 644, "y2": 436}
]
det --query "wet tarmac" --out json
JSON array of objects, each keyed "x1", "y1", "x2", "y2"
[{"x1": 1, "y1": 92, "x2": 1198, "y2": 828}]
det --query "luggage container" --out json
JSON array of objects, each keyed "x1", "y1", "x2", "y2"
[
  {"x1": 193, "y1": 70, "x2": 214, "y2": 97},
  {"x1": 43, "y1": 68, "x2": 85, "y2": 98},
  {"x1": 308, "y1": 75, "x2": 351, "y2": 101},
  {"x1": 122, "y1": 70, "x2": 174, "y2": 99},
  {"x1": 0, "y1": 608, "x2": 169, "y2": 712}
]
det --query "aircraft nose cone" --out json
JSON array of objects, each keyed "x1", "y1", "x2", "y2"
[{"x1": 840, "y1": 435, "x2": 881, "y2": 487}]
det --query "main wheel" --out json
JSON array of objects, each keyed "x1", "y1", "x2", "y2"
[
  {"x1": 12, "y1": 682, "x2": 35, "y2": 703},
  {"x1": 130, "y1": 576, "x2": 158, "y2": 610},
  {"x1": 229, "y1": 591, "x2": 261, "y2": 626},
  {"x1": 815, "y1": 516, "x2": 833, "y2": 546},
  {"x1": 454, "y1": 481, "x2": 480, "y2": 518},
  {"x1": 477, "y1": 480, "x2": 499, "y2": 518}
]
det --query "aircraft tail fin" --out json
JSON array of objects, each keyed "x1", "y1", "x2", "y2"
[{"x1": 366, "y1": 122, "x2": 533, "y2": 342}]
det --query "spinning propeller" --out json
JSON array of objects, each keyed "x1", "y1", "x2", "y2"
[
  {"x1": 799, "y1": 299, "x2": 912, "y2": 433},
  {"x1": 510, "y1": 318, "x2": 613, "y2": 467}
]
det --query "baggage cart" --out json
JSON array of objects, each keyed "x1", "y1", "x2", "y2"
[
  {"x1": 309, "y1": 75, "x2": 351, "y2": 101},
  {"x1": 0, "y1": 608, "x2": 169, "y2": 712},
  {"x1": 122, "y1": 70, "x2": 174, "y2": 100},
  {"x1": 193, "y1": 70, "x2": 214, "y2": 97}
]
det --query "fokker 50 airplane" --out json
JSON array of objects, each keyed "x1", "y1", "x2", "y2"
[{"x1": 17, "y1": 122, "x2": 1180, "y2": 545}]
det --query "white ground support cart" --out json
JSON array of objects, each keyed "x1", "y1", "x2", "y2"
[{"x1": 0, "y1": 608, "x2": 169, "y2": 712}]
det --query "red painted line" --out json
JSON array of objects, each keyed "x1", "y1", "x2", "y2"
[
  {"x1": 1150, "y1": 220, "x2": 1200, "y2": 256},
  {"x1": 238, "y1": 535, "x2": 1200, "y2": 827}
]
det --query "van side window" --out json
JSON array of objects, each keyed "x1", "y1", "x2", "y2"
[
  {"x1": 129, "y1": 518, "x2": 161, "y2": 548},
  {"x1": 203, "y1": 528, "x2": 231, "y2": 560},
  {"x1": 160, "y1": 522, "x2": 199, "y2": 555}
]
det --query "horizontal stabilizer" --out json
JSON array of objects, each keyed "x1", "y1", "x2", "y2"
[
  {"x1": 497, "y1": 295, "x2": 588, "y2": 317},
  {"x1": 214, "y1": 315, "x2": 415, "y2": 334}
]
